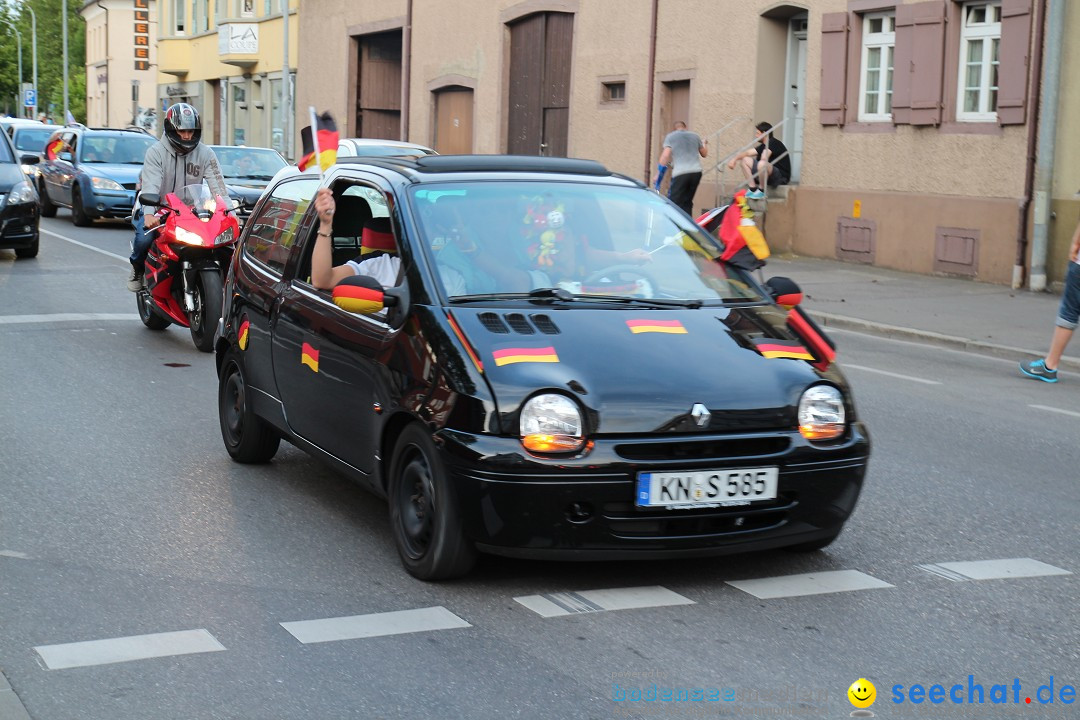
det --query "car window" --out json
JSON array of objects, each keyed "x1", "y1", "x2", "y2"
[
  {"x1": 13, "y1": 127, "x2": 55, "y2": 153},
  {"x1": 243, "y1": 177, "x2": 320, "y2": 274},
  {"x1": 409, "y1": 181, "x2": 765, "y2": 304},
  {"x1": 0, "y1": 134, "x2": 13, "y2": 163},
  {"x1": 211, "y1": 146, "x2": 287, "y2": 179},
  {"x1": 342, "y1": 184, "x2": 389, "y2": 218},
  {"x1": 80, "y1": 135, "x2": 155, "y2": 164}
]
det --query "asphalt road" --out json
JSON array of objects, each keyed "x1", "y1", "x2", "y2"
[{"x1": 1, "y1": 214, "x2": 1078, "y2": 720}]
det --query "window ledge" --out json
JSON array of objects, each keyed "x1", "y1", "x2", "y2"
[{"x1": 843, "y1": 122, "x2": 897, "y2": 134}]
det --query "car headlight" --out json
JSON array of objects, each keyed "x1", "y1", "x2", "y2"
[
  {"x1": 215, "y1": 227, "x2": 235, "y2": 246},
  {"x1": 7, "y1": 180, "x2": 38, "y2": 205},
  {"x1": 174, "y1": 226, "x2": 204, "y2": 245},
  {"x1": 89, "y1": 176, "x2": 124, "y2": 192},
  {"x1": 21, "y1": 164, "x2": 40, "y2": 178},
  {"x1": 520, "y1": 393, "x2": 584, "y2": 453},
  {"x1": 798, "y1": 385, "x2": 846, "y2": 441}
]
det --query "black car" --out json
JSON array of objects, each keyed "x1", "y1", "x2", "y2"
[
  {"x1": 0, "y1": 128, "x2": 41, "y2": 258},
  {"x1": 216, "y1": 155, "x2": 870, "y2": 580},
  {"x1": 208, "y1": 145, "x2": 288, "y2": 222}
]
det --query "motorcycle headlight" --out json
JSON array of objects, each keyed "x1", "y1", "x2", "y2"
[
  {"x1": 174, "y1": 226, "x2": 204, "y2": 245},
  {"x1": 520, "y1": 393, "x2": 584, "y2": 453},
  {"x1": 215, "y1": 227, "x2": 235, "y2": 246},
  {"x1": 89, "y1": 176, "x2": 124, "y2": 192},
  {"x1": 798, "y1": 385, "x2": 846, "y2": 441},
  {"x1": 7, "y1": 180, "x2": 38, "y2": 205}
]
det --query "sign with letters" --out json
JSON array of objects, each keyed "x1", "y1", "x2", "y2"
[
  {"x1": 133, "y1": 0, "x2": 149, "y2": 70},
  {"x1": 218, "y1": 23, "x2": 259, "y2": 54}
]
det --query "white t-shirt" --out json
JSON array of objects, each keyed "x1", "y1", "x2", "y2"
[{"x1": 345, "y1": 254, "x2": 400, "y2": 287}]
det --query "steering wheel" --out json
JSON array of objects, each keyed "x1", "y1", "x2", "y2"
[{"x1": 581, "y1": 264, "x2": 659, "y2": 298}]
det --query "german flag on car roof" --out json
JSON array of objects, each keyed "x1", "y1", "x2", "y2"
[{"x1": 298, "y1": 111, "x2": 338, "y2": 173}]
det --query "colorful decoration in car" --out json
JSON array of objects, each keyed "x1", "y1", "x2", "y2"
[
  {"x1": 523, "y1": 198, "x2": 568, "y2": 269},
  {"x1": 626, "y1": 319, "x2": 688, "y2": 334},
  {"x1": 301, "y1": 342, "x2": 320, "y2": 373},
  {"x1": 492, "y1": 345, "x2": 560, "y2": 367}
]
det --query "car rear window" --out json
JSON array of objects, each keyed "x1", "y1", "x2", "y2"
[
  {"x1": 79, "y1": 135, "x2": 156, "y2": 164},
  {"x1": 243, "y1": 177, "x2": 320, "y2": 274},
  {"x1": 13, "y1": 127, "x2": 56, "y2": 153}
]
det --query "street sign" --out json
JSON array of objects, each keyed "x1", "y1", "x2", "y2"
[{"x1": 23, "y1": 88, "x2": 36, "y2": 108}]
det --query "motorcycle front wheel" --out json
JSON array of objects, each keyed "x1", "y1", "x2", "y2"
[{"x1": 189, "y1": 268, "x2": 223, "y2": 353}]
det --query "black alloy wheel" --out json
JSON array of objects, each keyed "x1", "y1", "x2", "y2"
[{"x1": 218, "y1": 348, "x2": 280, "y2": 463}]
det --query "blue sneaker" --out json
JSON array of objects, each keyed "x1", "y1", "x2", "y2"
[
  {"x1": 746, "y1": 189, "x2": 765, "y2": 200},
  {"x1": 1019, "y1": 359, "x2": 1058, "y2": 383}
]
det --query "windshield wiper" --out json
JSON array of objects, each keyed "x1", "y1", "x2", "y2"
[
  {"x1": 568, "y1": 294, "x2": 705, "y2": 308},
  {"x1": 448, "y1": 287, "x2": 576, "y2": 304}
]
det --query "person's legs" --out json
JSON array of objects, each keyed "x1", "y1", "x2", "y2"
[
  {"x1": 1021, "y1": 261, "x2": 1080, "y2": 381},
  {"x1": 669, "y1": 172, "x2": 700, "y2": 217},
  {"x1": 740, "y1": 156, "x2": 757, "y2": 188},
  {"x1": 127, "y1": 208, "x2": 151, "y2": 291}
]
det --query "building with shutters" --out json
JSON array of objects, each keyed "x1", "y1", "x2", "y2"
[
  {"x1": 155, "y1": 0, "x2": 297, "y2": 158},
  {"x1": 296, "y1": 0, "x2": 1078, "y2": 287},
  {"x1": 80, "y1": 0, "x2": 159, "y2": 131}
]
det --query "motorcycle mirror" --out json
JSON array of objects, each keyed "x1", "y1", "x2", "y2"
[{"x1": 140, "y1": 193, "x2": 161, "y2": 207}]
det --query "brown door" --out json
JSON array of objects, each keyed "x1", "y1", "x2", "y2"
[
  {"x1": 356, "y1": 30, "x2": 402, "y2": 139},
  {"x1": 434, "y1": 87, "x2": 473, "y2": 154},
  {"x1": 507, "y1": 12, "x2": 573, "y2": 156},
  {"x1": 657, "y1": 80, "x2": 691, "y2": 193}
]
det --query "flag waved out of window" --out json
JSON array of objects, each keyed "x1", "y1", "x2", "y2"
[{"x1": 298, "y1": 111, "x2": 339, "y2": 173}]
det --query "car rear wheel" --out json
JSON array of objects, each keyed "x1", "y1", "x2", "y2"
[
  {"x1": 71, "y1": 186, "x2": 92, "y2": 227},
  {"x1": 14, "y1": 234, "x2": 39, "y2": 259},
  {"x1": 189, "y1": 268, "x2": 223, "y2": 353},
  {"x1": 39, "y1": 181, "x2": 56, "y2": 218},
  {"x1": 389, "y1": 424, "x2": 476, "y2": 580},
  {"x1": 218, "y1": 348, "x2": 280, "y2": 463},
  {"x1": 136, "y1": 286, "x2": 171, "y2": 330}
]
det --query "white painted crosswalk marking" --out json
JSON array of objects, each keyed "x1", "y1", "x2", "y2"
[
  {"x1": 1029, "y1": 404, "x2": 1080, "y2": 419},
  {"x1": 726, "y1": 570, "x2": 893, "y2": 599},
  {"x1": 280, "y1": 606, "x2": 471, "y2": 644},
  {"x1": 0, "y1": 314, "x2": 139, "y2": 325},
  {"x1": 918, "y1": 558, "x2": 1071, "y2": 581},
  {"x1": 515, "y1": 586, "x2": 694, "y2": 618},
  {"x1": 0, "y1": 550, "x2": 29, "y2": 559},
  {"x1": 842, "y1": 364, "x2": 942, "y2": 385},
  {"x1": 34, "y1": 629, "x2": 226, "y2": 670}
]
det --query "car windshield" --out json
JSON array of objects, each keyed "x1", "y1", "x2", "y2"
[
  {"x1": 79, "y1": 135, "x2": 156, "y2": 164},
  {"x1": 212, "y1": 146, "x2": 287, "y2": 180},
  {"x1": 410, "y1": 182, "x2": 766, "y2": 305},
  {"x1": 14, "y1": 127, "x2": 56, "y2": 152}
]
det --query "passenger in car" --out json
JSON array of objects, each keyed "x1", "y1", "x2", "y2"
[{"x1": 311, "y1": 187, "x2": 400, "y2": 290}]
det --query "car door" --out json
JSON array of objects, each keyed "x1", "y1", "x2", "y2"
[
  {"x1": 40, "y1": 130, "x2": 70, "y2": 202},
  {"x1": 271, "y1": 174, "x2": 400, "y2": 474},
  {"x1": 232, "y1": 175, "x2": 321, "y2": 395},
  {"x1": 55, "y1": 131, "x2": 78, "y2": 206}
]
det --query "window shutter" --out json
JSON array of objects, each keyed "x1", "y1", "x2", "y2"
[
  {"x1": 892, "y1": 4, "x2": 914, "y2": 124},
  {"x1": 820, "y1": 12, "x2": 849, "y2": 126},
  {"x1": 908, "y1": 1, "x2": 947, "y2": 126},
  {"x1": 997, "y1": 0, "x2": 1032, "y2": 125}
]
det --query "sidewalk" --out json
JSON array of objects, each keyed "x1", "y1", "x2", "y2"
[{"x1": 765, "y1": 254, "x2": 1080, "y2": 373}]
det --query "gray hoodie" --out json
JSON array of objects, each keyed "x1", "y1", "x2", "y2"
[{"x1": 138, "y1": 135, "x2": 228, "y2": 206}]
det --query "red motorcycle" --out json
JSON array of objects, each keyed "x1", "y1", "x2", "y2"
[{"x1": 135, "y1": 184, "x2": 240, "y2": 352}]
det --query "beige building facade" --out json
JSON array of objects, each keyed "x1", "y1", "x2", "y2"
[
  {"x1": 296, "y1": 0, "x2": 1078, "y2": 287},
  {"x1": 80, "y1": 0, "x2": 159, "y2": 131}
]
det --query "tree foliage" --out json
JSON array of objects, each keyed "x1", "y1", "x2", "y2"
[{"x1": 0, "y1": 0, "x2": 85, "y2": 121}]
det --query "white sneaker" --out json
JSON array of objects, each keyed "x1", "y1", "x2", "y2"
[{"x1": 127, "y1": 267, "x2": 144, "y2": 292}]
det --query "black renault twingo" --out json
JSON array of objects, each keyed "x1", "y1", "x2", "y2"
[{"x1": 216, "y1": 155, "x2": 870, "y2": 580}]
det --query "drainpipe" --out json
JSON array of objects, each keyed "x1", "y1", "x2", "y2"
[
  {"x1": 643, "y1": 0, "x2": 659, "y2": 183},
  {"x1": 1028, "y1": 0, "x2": 1067, "y2": 292},
  {"x1": 401, "y1": 0, "x2": 412, "y2": 141}
]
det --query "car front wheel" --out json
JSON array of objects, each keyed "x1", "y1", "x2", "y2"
[
  {"x1": 389, "y1": 424, "x2": 476, "y2": 580},
  {"x1": 71, "y1": 185, "x2": 92, "y2": 227},
  {"x1": 39, "y1": 181, "x2": 56, "y2": 217}
]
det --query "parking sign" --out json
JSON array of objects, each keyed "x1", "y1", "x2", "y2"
[{"x1": 23, "y1": 88, "x2": 36, "y2": 108}]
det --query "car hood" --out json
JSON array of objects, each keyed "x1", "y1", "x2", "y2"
[
  {"x1": 224, "y1": 181, "x2": 268, "y2": 198},
  {"x1": 449, "y1": 305, "x2": 838, "y2": 434},
  {"x1": 0, "y1": 163, "x2": 27, "y2": 190},
  {"x1": 83, "y1": 164, "x2": 141, "y2": 184}
]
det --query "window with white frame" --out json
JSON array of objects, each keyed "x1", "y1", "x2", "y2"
[
  {"x1": 858, "y1": 12, "x2": 895, "y2": 121},
  {"x1": 173, "y1": 0, "x2": 186, "y2": 35},
  {"x1": 957, "y1": 1, "x2": 1001, "y2": 121}
]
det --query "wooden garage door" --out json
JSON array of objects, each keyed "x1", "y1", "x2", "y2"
[
  {"x1": 357, "y1": 30, "x2": 402, "y2": 140},
  {"x1": 434, "y1": 87, "x2": 474, "y2": 154},
  {"x1": 507, "y1": 12, "x2": 573, "y2": 156}
]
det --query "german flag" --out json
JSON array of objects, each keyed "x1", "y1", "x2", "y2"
[
  {"x1": 626, "y1": 319, "x2": 688, "y2": 334},
  {"x1": 301, "y1": 342, "x2": 320, "y2": 372},
  {"x1": 238, "y1": 318, "x2": 250, "y2": 351},
  {"x1": 45, "y1": 137, "x2": 64, "y2": 161},
  {"x1": 492, "y1": 345, "x2": 559, "y2": 367},
  {"x1": 752, "y1": 338, "x2": 814, "y2": 361},
  {"x1": 333, "y1": 276, "x2": 384, "y2": 314},
  {"x1": 298, "y1": 112, "x2": 338, "y2": 172}
]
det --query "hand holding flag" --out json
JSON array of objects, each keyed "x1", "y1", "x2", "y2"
[{"x1": 299, "y1": 109, "x2": 339, "y2": 175}]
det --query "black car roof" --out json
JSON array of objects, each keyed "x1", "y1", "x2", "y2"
[{"x1": 332, "y1": 154, "x2": 642, "y2": 188}]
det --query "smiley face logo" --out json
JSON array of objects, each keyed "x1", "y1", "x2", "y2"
[{"x1": 848, "y1": 678, "x2": 876, "y2": 709}]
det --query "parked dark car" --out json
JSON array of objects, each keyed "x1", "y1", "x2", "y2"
[
  {"x1": 208, "y1": 144, "x2": 288, "y2": 222},
  {"x1": 0, "y1": 128, "x2": 41, "y2": 258},
  {"x1": 38, "y1": 126, "x2": 156, "y2": 226},
  {"x1": 216, "y1": 155, "x2": 870, "y2": 580},
  {"x1": 8, "y1": 123, "x2": 62, "y2": 184}
]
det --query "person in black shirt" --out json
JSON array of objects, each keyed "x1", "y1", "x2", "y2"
[{"x1": 727, "y1": 121, "x2": 791, "y2": 199}]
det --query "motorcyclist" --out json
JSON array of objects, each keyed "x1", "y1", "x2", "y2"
[{"x1": 127, "y1": 102, "x2": 230, "y2": 291}]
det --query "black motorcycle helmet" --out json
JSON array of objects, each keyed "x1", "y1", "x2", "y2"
[{"x1": 163, "y1": 102, "x2": 202, "y2": 155}]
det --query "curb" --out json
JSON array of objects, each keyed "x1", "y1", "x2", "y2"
[
  {"x1": 812, "y1": 310, "x2": 1080, "y2": 373},
  {"x1": 0, "y1": 670, "x2": 32, "y2": 720}
]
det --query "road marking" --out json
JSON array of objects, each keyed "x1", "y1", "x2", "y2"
[
  {"x1": 726, "y1": 570, "x2": 893, "y2": 599},
  {"x1": 0, "y1": 550, "x2": 29, "y2": 559},
  {"x1": 280, "y1": 606, "x2": 471, "y2": 644},
  {"x1": 0, "y1": 313, "x2": 139, "y2": 325},
  {"x1": 918, "y1": 558, "x2": 1071, "y2": 582},
  {"x1": 514, "y1": 586, "x2": 695, "y2": 618},
  {"x1": 41, "y1": 228, "x2": 128, "y2": 262},
  {"x1": 1029, "y1": 404, "x2": 1080, "y2": 419},
  {"x1": 841, "y1": 364, "x2": 942, "y2": 385},
  {"x1": 34, "y1": 629, "x2": 225, "y2": 670}
]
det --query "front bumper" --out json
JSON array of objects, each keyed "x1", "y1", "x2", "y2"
[
  {"x1": 0, "y1": 201, "x2": 40, "y2": 248},
  {"x1": 84, "y1": 189, "x2": 136, "y2": 220},
  {"x1": 437, "y1": 423, "x2": 870, "y2": 559}
]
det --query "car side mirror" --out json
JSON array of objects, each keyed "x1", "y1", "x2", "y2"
[
  {"x1": 140, "y1": 193, "x2": 161, "y2": 207},
  {"x1": 59, "y1": 151, "x2": 73, "y2": 162},
  {"x1": 332, "y1": 275, "x2": 394, "y2": 314},
  {"x1": 19, "y1": 154, "x2": 39, "y2": 165},
  {"x1": 764, "y1": 276, "x2": 803, "y2": 307}
]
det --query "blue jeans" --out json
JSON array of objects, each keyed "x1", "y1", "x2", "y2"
[
  {"x1": 1056, "y1": 260, "x2": 1080, "y2": 330},
  {"x1": 129, "y1": 208, "x2": 152, "y2": 269}
]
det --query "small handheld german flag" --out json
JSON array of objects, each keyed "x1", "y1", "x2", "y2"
[
  {"x1": 45, "y1": 137, "x2": 65, "y2": 161},
  {"x1": 298, "y1": 109, "x2": 338, "y2": 175}
]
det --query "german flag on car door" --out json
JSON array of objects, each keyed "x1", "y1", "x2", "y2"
[
  {"x1": 301, "y1": 342, "x2": 320, "y2": 372},
  {"x1": 298, "y1": 112, "x2": 338, "y2": 173}
]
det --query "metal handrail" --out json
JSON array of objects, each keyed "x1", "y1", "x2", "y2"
[{"x1": 707, "y1": 116, "x2": 796, "y2": 207}]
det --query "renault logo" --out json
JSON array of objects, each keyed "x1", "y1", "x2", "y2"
[{"x1": 690, "y1": 403, "x2": 711, "y2": 427}]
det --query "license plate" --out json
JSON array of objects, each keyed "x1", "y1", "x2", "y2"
[{"x1": 635, "y1": 467, "x2": 779, "y2": 509}]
